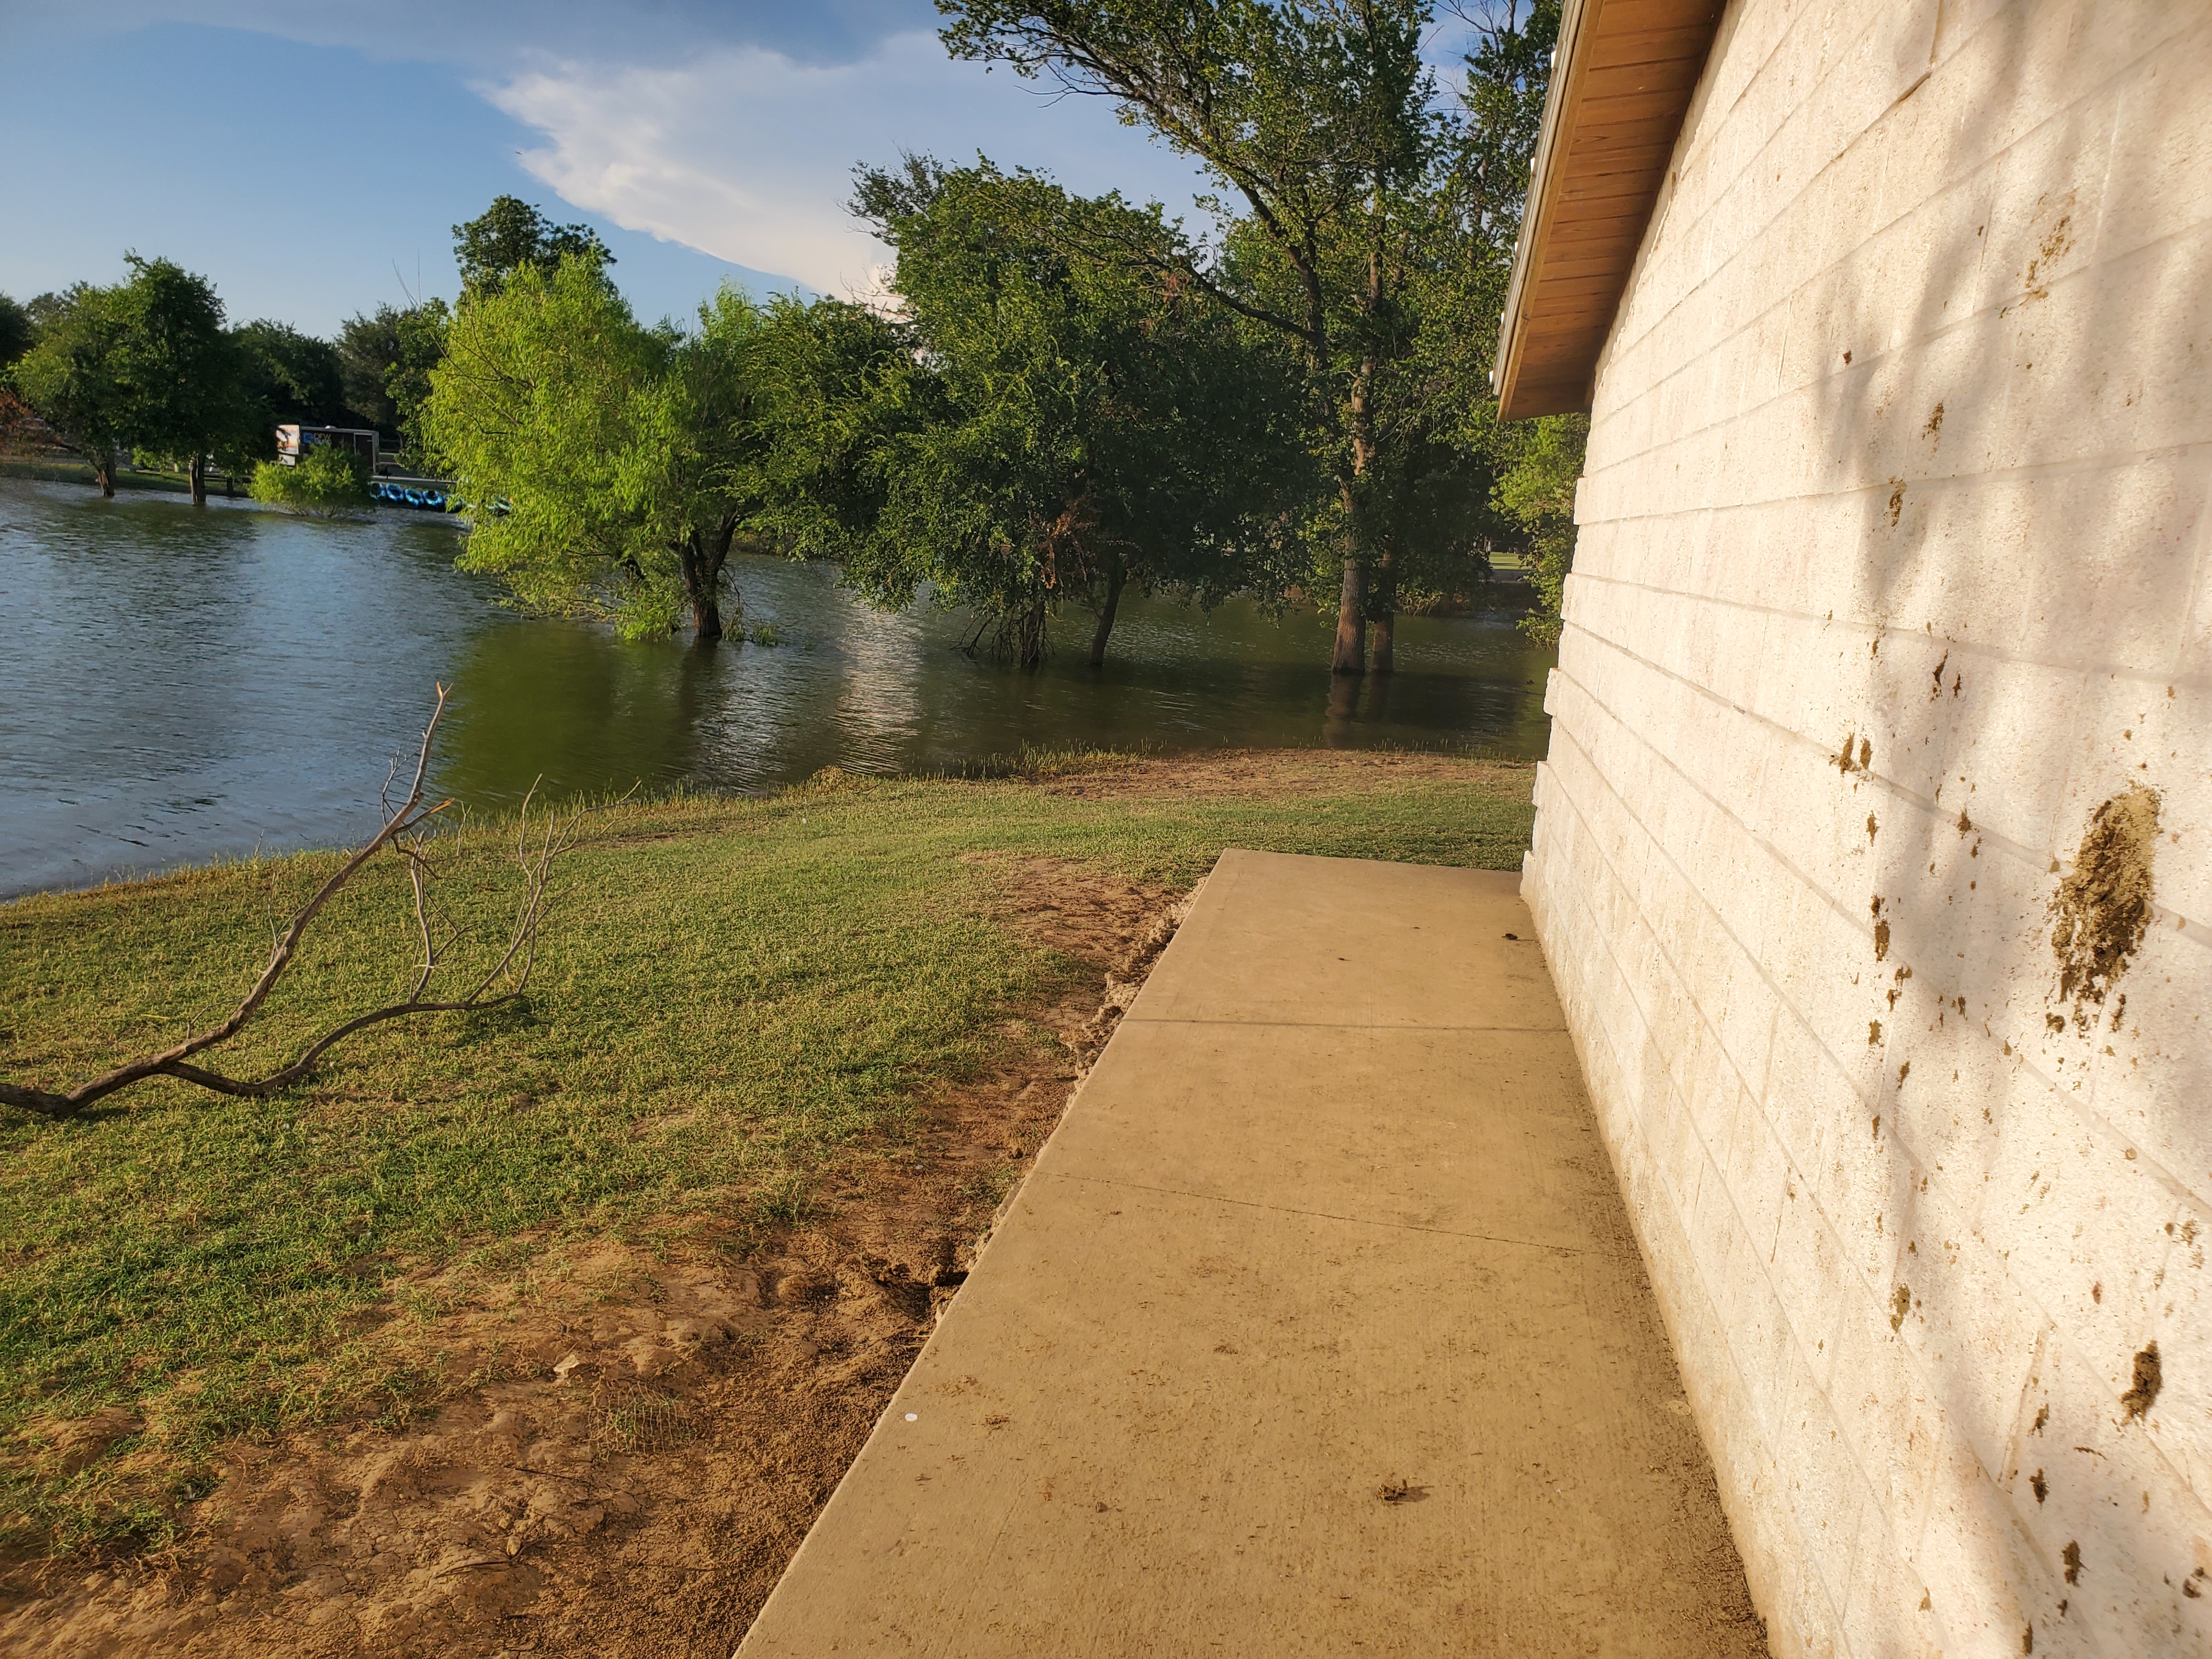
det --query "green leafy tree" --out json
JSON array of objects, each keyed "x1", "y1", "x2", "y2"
[
  {"x1": 847, "y1": 158, "x2": 1310, "y2": 667},
  {"x1": 385, "y1": 300, "x2": 450, "y2": 470},
  {"x1": 336, "y1": 306, "x2": 406, "y2": 430},
  {"x1": 335, "y1": 300, "x2": 450, "y2": 465},
  {"x1": 940, "y1": 0, "x2": 1570, "y2": 672},
  {"x1": 234, "y1": 320, "x2": 347, "y2": 428},
  {"x1": 10, "y1": 283, "x2": 131, "y2": 495},
  {"x1": 1451, "y1": 0, "x2": 1580, "y2": 641},
  {"x1": 1340, "y1": 0, "x2": 1561, "y2": 657},
  {"x1": 0, "y1": 293, "x2": 30, "y2": 369},
  {"x1": 1455, "y1": 1, "x2": 1559, "y2": 247},
  {"x1": 739, "y1": 295, "x2": 921, "y2": 568},
  {"x1": 941, "y1": 0, "x2": 1454, "y2": 674},
  {"x1": 1492, "y1": 411, "x2": 1585, "y2": 644},
  {"x1": 1255, "y1": 174, "x2": 1510, "y2": 665},
  {"x1": 424, "y1": 259, "x2": 766, "y2": 641},
  {"x1": 453, "y1": 196, "x2": 614, "y2": 300},
  {"x1": 105, "y1": 255, "x2": 255, "y2": 504},
  {"x1": 23, "y1": 292, "x2": 76, "y2": 338},
  {"x1": 248, "y1": 443, "x2": 373, "y2": 516}
]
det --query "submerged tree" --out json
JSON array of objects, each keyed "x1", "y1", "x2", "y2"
[
  {"x1": 1329, "y1": 0, "x2": 1560, "y2": 663},
  {"x1": 940, "y1": 0, "x2": 1453, "y2": 673},
  {"x1": 250, "y1": 443, "x2": 374, "y2": 516},
  {"x1": 108, "y1": 255, "x2": 257, "y2": 504},
  {"x1": 1455, "y1": 0, "x2": 1580, "y2": 643},
  {"x1": 9, "y1": 283, "x2": 131, "y2": 494},
  {"x1": 848, "y1": 159, "x2": 1309, "y2": 667},
  {"x1": 938, "y1": 0, "x2": 1569, "y2": 672},
  {"x1": 426, "y1": 259, "x2": 780, "y2": 641}
]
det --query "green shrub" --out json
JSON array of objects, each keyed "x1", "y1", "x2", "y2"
[{"x1": 249, "y1": 445, "x2": 371, "y2": 516}]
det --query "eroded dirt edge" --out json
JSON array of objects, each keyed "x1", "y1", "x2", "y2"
[{"x1": 0, "y1": 859, "x2": 1193, "y2": 1659}]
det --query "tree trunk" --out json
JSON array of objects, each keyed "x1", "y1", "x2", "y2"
[
  {"x1": 691, "y1": 590, "x2": 722, "y2": 641},
  {"x1": 188, "y1": 453, "x2": 208, "y2": 506},
  {"x1": 1333, "y1": 350, "x2": 1381, "y2": 676},
  {"x1": 1017, "y1": 597, "x2": 1048, "y2": 670},
  {"x1": 1371, "y1": 544, "x2": 1397, "y2": 674},
  {"x1": 93, "y1": 445, "x2": 115, "y2": 498},
  {"x1": 1088, "y1": 557, "x2": 1127, "y2": 668},
  {"x1": 1332, "y1": 554, "x2": 1366, "y2": 673},
  {"x1": 678, "y1": 519, "x2": 740, "y2": 643}
]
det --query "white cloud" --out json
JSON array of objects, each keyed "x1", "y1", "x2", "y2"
[{"x1": 481, "y1": 30, "x2": 1217, "y2": 297}]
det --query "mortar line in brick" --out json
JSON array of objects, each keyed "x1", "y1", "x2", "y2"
[
  {"x1": 1565, "y1": 556, "x2": 2212, "y2": 695},
  {"x1": 2171, "y1": 409, "x2": 2212, "y2": 688},
  {"x1": 1555, "y1": 619, "x2": 2060, "y2": 902},
  {"x1": 1584, "y1": 433, "x2": 2212, "y2": 539},
  {"x1": 1615, "y1": 1, "x2": 1945, "y2": 373},
  {"x1": 1549, "y1": 656, "x2": 2092, "y2": 1212},
  {"x1": 1531, "y1": 747, "x2": 1860, "y2": 1651},
  {"x1": 1540, "y1": 718, "x2": 1873, "y2": 1265},
  {"x1": 1595, "y1": 168, "x2": 2210, "y2": 479},
  {"x1": 1537, "y1": 729, "x2": 2064, "y2": 1641},
  {"x1": 1561, "y1": 609, "x2": 2212, "y2": 950},
  {"x1": 1604, "y1": 25, "x2": 2197, "y2": 439},
  {"x1": 1120, "y1": 1016, "x2": 1571, "y2": 1033},
  {"x1": 1545, "y1": 667, "x2": 2212, "y2": 1543}
]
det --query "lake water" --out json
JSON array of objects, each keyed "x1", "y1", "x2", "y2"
[{"x1": 0, "y1": 477, "x2": 1554, "y2": 897}]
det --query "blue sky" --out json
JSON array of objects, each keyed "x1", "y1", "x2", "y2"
[{"x1": 0, "y1": 1, "x2": 1231, "y2": 336}]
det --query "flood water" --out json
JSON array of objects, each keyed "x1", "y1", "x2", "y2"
[{"x1": 0, "y1": 477, "x2": 1554, "y2": 896}]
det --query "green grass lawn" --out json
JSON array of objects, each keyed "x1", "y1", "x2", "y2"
[{"x1": 0, "y1": 757, "x2": 1533, "y2": 1551}]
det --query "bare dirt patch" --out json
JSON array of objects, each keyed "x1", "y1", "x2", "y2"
[
  {"x1": 1029, "y1": 746, "x2": 1525, "y2": 800},
  {"x1": 0, "y1": 860, "x2": 1188, "y2": 1658},
  {"x1": 967, "y1": 853, "x2": 1187, "y2": 1066}
]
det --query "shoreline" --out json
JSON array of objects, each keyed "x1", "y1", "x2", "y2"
[
  {"x1": 0, "y1": 742, "x2": 1543, "y2": 908},
  {"x1": 0, "y1": 751, "x2": 1535, "y2": 1654}
]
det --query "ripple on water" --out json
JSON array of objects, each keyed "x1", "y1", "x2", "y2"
[{"x1": 0, "y1": 476, "x2": 1554, "y2": 895}]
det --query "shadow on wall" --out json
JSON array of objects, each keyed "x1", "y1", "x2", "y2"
[{"x1": 1811, "y1": 3, "x2": 2210, "y2": 1650}]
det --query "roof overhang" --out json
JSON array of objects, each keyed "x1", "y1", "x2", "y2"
[{"x1": 1492, "y1": 0, "x2": 1725, "y2": 420}]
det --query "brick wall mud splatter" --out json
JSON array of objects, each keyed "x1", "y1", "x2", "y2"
[
  {"x1": 1519, "y1": 3, "x2": 2212, "y2": 1655},
  {"x1": 2049, "y1": 787, "x2": 2160, "y2": 1032}
]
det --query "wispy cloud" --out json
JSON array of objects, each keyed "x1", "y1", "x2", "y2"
[{"x1": 482, "y1": 30, "x2": 1215, "y2": 297}]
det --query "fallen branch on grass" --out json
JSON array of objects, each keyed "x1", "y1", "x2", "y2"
[{"x1": 1, "y1": 685, "x2": 582, "y2": 1121}]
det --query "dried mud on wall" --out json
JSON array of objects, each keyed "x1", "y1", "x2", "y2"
[{"x1": 1522, "y1": 2, "x2": 2212, "y2": 1656}]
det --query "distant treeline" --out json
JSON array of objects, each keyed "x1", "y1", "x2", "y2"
[
  {"x1": 0, "y1": 197, "x2": 579, "y2": 505},
  {"x1": 4, "y1": 2, "x2": 1588, "y2": 668}
]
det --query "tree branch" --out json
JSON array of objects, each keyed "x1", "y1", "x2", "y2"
[{"x1": 0, "y1": 689, "x2": 582, "y2": 1121}]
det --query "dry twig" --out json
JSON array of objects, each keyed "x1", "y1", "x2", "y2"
[{"x1": 1, "y1": 685, "x2": 580, "y2": 1120}]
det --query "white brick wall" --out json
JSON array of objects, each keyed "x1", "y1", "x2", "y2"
[{"x1": 1521, "y1": 3, "x2": 2212, "y2": 1654}]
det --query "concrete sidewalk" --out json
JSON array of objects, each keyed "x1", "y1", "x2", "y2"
[{"x1": 738, "y1": 850, "x2": 1767, "y2": 1656}]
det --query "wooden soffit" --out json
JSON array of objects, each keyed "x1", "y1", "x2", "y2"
[{"x1": 1492, "y1": 0, "x2": 1725, "y2": 420}]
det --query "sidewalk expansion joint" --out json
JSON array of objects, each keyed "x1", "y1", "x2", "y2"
[
  {"x1": 1040, "y1": 1170, "x2": 1611, "y2": 1259},
  {"x1": 1122, "y1": 1015, "x2": 1572, "y2": 1033}
]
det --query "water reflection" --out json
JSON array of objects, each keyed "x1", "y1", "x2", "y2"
[
  {"x1": 1, "y1": 477, "x2": 1554, "y2": 895},
  {"x1": 438, "y1": 626, "x2": 721, "y2": 807}
]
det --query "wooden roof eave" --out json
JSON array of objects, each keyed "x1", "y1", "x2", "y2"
[{"x1": 1491, "y1": 0, "x2": 1725, "y2": 421}]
